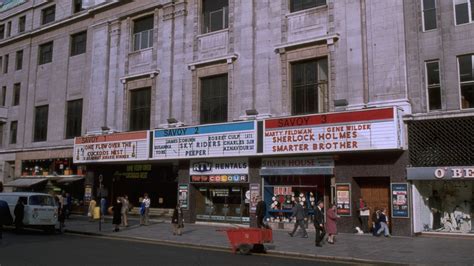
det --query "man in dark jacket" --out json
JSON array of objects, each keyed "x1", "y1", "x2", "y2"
[
  {"x1": 14, "y1": 198, "x2": 25, "y2": 232},
  {"x1": 0, "y1": 182, "x2": 14, "y2": 239},
  {"x1": 256, "y1": 196, "x2": 267, "y2": 228},
  {"x1": 288, "y1": 198, "x2": 308, "y2": 238},
  {"x1": 313, "y1": 200, "x2": 325, "y2": 247}
]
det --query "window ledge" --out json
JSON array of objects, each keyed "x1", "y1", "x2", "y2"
[
  {"x1": 128, "y1": 47, "x2": 153, "y2": 56},
  {"x1": 455, "y1": 21, "x2": 474, "y2": 27},
  {"x1": 197, "y1": 28, "x2": 229, "y2": 39},
  {"x1": 120, "y1": 70, "x2": 160, "y2": 84},
  {"x1": 422, "y1": 28, "x2": 438, "y2": 33},
  {"x1": 286, "y1": 5, "x2": 328, "y2": 17},
  {"x1": 187, "y1": 53, "x2": 238, "y2": 70},
  {"x1": 274, "y1": 33, "x2": 339, "y2": 53}
]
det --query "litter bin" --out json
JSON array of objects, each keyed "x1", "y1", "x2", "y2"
[{"x1": 93, "y1": 207, "x2": 101, "y2": 220}]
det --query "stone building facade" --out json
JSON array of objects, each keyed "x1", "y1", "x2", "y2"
[{"x1": 0, "y1": 0, "x2": 423, "y2": 235}]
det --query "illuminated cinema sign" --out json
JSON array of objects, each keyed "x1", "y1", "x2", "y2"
[{"x1": 263, "y1": 107, "x2": 404, "y2": 155}]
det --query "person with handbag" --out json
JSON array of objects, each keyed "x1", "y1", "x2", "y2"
[{"x1": 172, "y1": 204, "x2": 184, "y2": 236}]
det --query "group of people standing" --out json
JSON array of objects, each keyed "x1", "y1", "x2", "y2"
[{"x1": 358, "y1": 197, "x2": 391, "y2": 237}]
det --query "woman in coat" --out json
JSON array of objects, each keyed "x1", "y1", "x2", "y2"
[
  {"x1": 112, "y1": 197, "x2": 122, "y2": 232},
  {"x1": 171, "y1": 204, "x2": 184, "y2": 236},
  {"x1": 326, "y1": 203, "x2": 339, "y2": 244}
]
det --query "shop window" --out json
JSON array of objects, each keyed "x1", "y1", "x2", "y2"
[
  {"x1": 3, "y1": 54, "x2": 8, "y2": 74},
  {"x1": 18, "y1": 16, "x2": 26, "y2": 33},
  {"x1": 21, "y1": 158, "x2": 79, "y2": 176},
  {"x1": 41, "y1": 5, "x2": 56, "y2": 25},
  {"x1": 66, "y1": 99, "x2": 82, "y2": 139},
  {"x1": 70, "y1": 31, "x2": 87, "y2": 56},
  {"x1": 34, "y1": 105, "x2": 48, "y2": 142},
  {"x1": 38, "y1": 42, "x2": 53, "y2": 65},
  {"x1": 132, "y1": 16, "x2": 153, "y2": 51},
  {"x1": 10, "y1": 121, "x2": 17, "y2": 144},
  {"x1": 129, "y1": 88, "x2": 151, "y2": 131},
  {"x1": 1, "y1": 86, "x2": 6, "y2": 106},
  {"x1": 12, "y1": 83, "x2": 20, "y2": 106},
  {"x1": 200, "y1": 74, "x2": 228, "y2": 124},
  {"x1": 291, "y1": 58, "x2": 328, "y2": 115},
  {"x1": 73, "y1": 0, "x2": 84, "y2": 13},
  {"x1": 202, "y1": 0, "x2": 228, "y2": 33},
  {"x1": 290, "y1": 0, "x2": 326, "y2": 12},
  {"x1": 15, "y1": 50, "x2": 23, "y2": 70},
  {"x1": 454, "y1": 0, "x2": 474, "y2": 25},
  {"x1": 422, "y1": 0, "x2": 437, "y2": 31},
  {"x1": 426, "y1": 61, "x2": 442, "y2": 110},
  {"x1": 458, "y1": 54, "x2": 474, "y2": 109}
]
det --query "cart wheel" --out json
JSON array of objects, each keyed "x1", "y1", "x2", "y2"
[{"x1": 238, "y1": 244, "x2": 252, "y2": 255}]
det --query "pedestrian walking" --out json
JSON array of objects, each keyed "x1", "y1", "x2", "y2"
[
  {"x1": 65, "y1": 193, "x2": 72, "y2": 219},
  {"x1": 326, "y1": 203, "x2": 339, "y2": 244},
  {"x1": 376, "y1": 208, "x2": 391, "y2": 237},
  {"x1": 0, "y1": 182, "x2": 14, "y2": 240},
  {"x1": 14, "y1": 198, "x2": 25, "y2": 232},
  {"x1": 112, "y1": 197, "x2": 122, "y2": 232},
  {"x1": 140, "y1": 193, "x2": 151, "y2": 225},
  {"x1": 172, "y1": 204, "x2": 184, "y2": 236},
  {"x1": 288, "y1": 198, "x2": 308, "y2": 238},
  {"x1": 358, "y1": 197, "x2": 370, "y2": 233},
  {"x1": 313, "y1": 200, "x2": 325, "y2": 247},
  {"x1": 256, "y1": 196, "x2": 267, "y2": 229},
  {"x1": 88, "y1": 197, "x2": 97, "y2": 222},
  {"x1": 100, "y1": 197, "x2": 107, "y2": 222},
  {"x1": 55, "y1": 194, "x2": 66, "y2": 232},
  {"x1": 372, "y1": 208, "x2": 381, "y2": 236},
  {"x1": 121, "y1": 195, "x2": 129, "y2": 227}
]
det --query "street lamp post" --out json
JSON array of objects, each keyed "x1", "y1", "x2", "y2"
[{"x1": 98, "y1": 174, "x2": 103, "y2": 232}]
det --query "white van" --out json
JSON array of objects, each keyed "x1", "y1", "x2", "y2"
[{"x1": 0, "y1": 192, "x2": 58, "y2": 232}]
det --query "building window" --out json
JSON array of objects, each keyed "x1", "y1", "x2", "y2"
[
  {"x1": 202, "y1": 0, "x2": 228, "y2": 33},
  {"x1": 422, "y1": 0, "x2": 437, "y2": 30},
  {"x1": 10, "y1": 121, "x2": 17, "y2": 144},
  {"x1": 200, "y1": 74, "x2": 228, "y2": 124},
  {"x1": 1, "y1": 86, "x2": 6, "y2": 106},
  {"x1": 290, "y1": 0, "x2": 326, "y2": 12},
  {"x1": 3, "y1": 54, "x2": 8, "y2": 74},
  {"x1": 18, "y1": 16, "x2": 26, "y2": 33},
  {"x1": 0, "y1": 25, "x2": 4, "y2": 39},
  {"x1": 458, "y1": 54, "x2": 474, "y2": 109},
  {"x1": 6, "y1": 21, "x2": 11, "y2": 37},
  {"x1": 132, "y1": 16, "x2": 153, "y2": 51},
  {"x1": 70, "y1": 31, "x2": 87, "y2": 56},
  {"x1": 39, "y1": 42, "x2": 53, "y2": 65},
  {"x1": 34, "y1": 105, "x2": 48, "y2": 142},
  {"x1": 291, "y1": 58, "x2": 328, "y2": 115},
  {"x1": 0, "y1": 123, "x2": 3, "y2": 147},
  {"x1": 41, "y1": 5, "x2": 56, "y2": 25},
  {"x1": 12, "y1": 83, "x2": 20, "y2": 106},
  {"x1": 454, "y1": 0, "x2": 474, "y2": 25},
  {"x1": 0, "y1": 56, "x2": 2, "y2": 72},
  {"x1": 426, "y1": 61, "x2": 442, "y2": 110},
  {"x1": 15, "y1": 50, "x2": 23, "y2": 70},
  {"x1": 66, "y1": 99, "x2": 82, "y2": 139},
  {"x1": 129, "y1": 88, "x2": 151, "y2": 131},
  {"x1": 73, "y1": 0, "x2": 84, "y2": 13}
]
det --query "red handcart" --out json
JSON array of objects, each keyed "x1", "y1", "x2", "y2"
[{"x1": 219, "y1": 228, "x2": 273, "y2": 255}]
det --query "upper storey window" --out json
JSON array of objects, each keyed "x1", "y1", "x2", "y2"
[
  {"x1": 454, "y1": 0, "x2": 474, "y2": 25},
  {"x1": 290, "y1": 0, "x2": 326, "y2": 12},
  {"x1": 42, "y1": 5, "x2": 56, "y2": 25},
  {"x1": 132, "y1": 16, "x2": 153, "y2": 51},
  {"x1": 458, "y1": 54, "x2": 474, "y2": 109},
  {"x1": 74, "y1": 0, "x2": 84, "y2": 13},
  {"x1": 202, "y1": 0, "x2": 228, "y2": 33},
  {"x1": 422, "y1": 0, "x2": 437, "y2": 31},
  {"x1": 18, "y1": 16, "x2": 26, "y2": 33},
  {"x1": 39, "y1": 42, "x2": 53, "y2": 65}
]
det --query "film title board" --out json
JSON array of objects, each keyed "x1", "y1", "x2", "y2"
[{"x1": 153, "y1": 121, "x2": 257, "y2": 159}]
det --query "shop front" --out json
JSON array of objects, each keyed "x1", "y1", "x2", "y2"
[
  {"x1": 408, "y1": 167, "x2": 473, "y2": 235},
  {"x1": 260, "y1": 157, "x2": 333, "y2": 229},
  {"x1": 73, "y1": 131, "x2": 178, "y2": 209},
  {"x1": 261, "y1": 107, "x2": 409, "y2": 235}
]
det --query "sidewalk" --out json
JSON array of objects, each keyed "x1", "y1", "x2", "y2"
[{"x1": 64, "y1": 215, "x2": 474, "y2": 265}]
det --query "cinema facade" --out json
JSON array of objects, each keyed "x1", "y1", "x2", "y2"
[{"x1": 74, "y1": 106, "x2": 412, "y2": 235}]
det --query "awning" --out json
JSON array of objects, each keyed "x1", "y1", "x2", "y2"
[
  {"x1": 56, "y1": 176, "x2": 85, "y2": 183},
  {"x1": 4, "y1": 178, "x2": 48, "y2": 188}
]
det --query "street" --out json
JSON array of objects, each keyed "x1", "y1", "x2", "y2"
[{"x1": 0, "y1": 230, "x2": 358, "y2": 266}]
